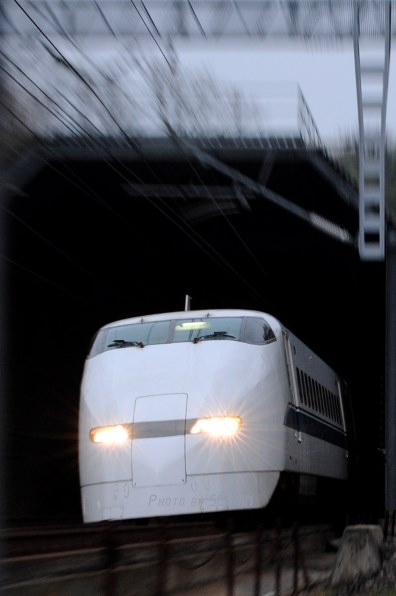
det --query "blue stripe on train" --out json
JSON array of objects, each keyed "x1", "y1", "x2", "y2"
[{"x1": 285, "y1": 404, "x2": 347, "y2": 449}]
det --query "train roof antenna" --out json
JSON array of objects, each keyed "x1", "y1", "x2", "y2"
[{"x1": 184, "y1": 295, "x2": 192, "y2": 311}]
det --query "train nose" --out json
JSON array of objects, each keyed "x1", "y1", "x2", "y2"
[{"x1": 132, "y1": 393, "x2": 188, "y2": 487}]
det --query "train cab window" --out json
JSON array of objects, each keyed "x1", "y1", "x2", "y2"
[
  {"x1": 174, "y1": 319, "x2": 210, "y2": 343},
  {"x1": 88, "y1": 321, "x2": 171, "y2": 356},
  {"x1": 88, "y1": 316, "x2": 276, "y2": 357},
  {"x1": 174, "y1": 317, "x2": 243, "y2": 343},
  {"x1": 243, "y1": 317, "x2": 275, "y2": 344},
  {"x1": 106, "y1": 322, "x2": 170, "y2": 348},
  {"x1": 146, "y1": 321, "x2": 171, "y2": 345}
]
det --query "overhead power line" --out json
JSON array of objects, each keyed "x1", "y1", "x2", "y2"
[
  {"x1": 12, "y1": 0, "x2": 141, "y2": 151},
  {"x1": 4, "y1": 0, "x2": 357, "y2": 291},
  {"x1": 1, "y1": 72, "x2": 264, "y2": 300}
]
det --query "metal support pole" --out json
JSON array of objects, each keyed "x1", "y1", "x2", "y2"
[
  {"x1": 104, "y1": 523, "x2": 117, "y2": 596},
  {"x1": 0, "y1": 32, "x2": 10, "y2": 573},
  {"x1": 254, "y1": 524, "x2": 263, "y2": 596},
  {"x1": 385, "y1": 228, "x2": 396, "y2": 515},
  {"x1": 293, "y1": 524, "x2": 299, "y2": 595},
  {"x1": 275, "y1": 522, "x2": 282, "y2": 596},
  {"x1": 225, "y1": 518, "x2": 234, "y2": 596},
  {"x1": 157, "y1": 522, "x2": 169, "y2": 596},
  {"x1": 353, "y1": 0, "x2": 391, "y2": 261},
  {"x1": 0, "y1": 186, "x2": 7, "y2": 591}
]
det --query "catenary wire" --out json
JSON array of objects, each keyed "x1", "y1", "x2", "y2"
[
  {"x1": 0, "y1": 99, "x2": 150, "y2": 301},
  {"x1": 12, "y1": 0, "x2": 140, "y2": 150},
  {"x1": 176, "y1": 147, "x2": 271, "y2": 281},
  {"x1": 5, "y1": 3, "x2": 267, "y2": 298},
  {"x1": 129, "y1": 0, "x2": 174, "y2": 71},
  {"x1": 1, "y1": 45, "x2": 265, "y2": 299},
  {"x1": 24, "y1": 3, "x2": 158, "y2": 126},
  {"x1": 0, "y1": 62, "x2": 82, "y2": 137},
  {"x1": 1, "y1": 87, "x2": 263, "y2": 300},
  {"x1": 0, "y1": 248, "x2": 99, "y2": 305},
  {"x1": 29, "y1": 0, "x2": 156, "y2": 124}
]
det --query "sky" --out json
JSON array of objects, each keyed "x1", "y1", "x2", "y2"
[{"x1": 175, "y1": 39, "x2": 396, "y2": 145}]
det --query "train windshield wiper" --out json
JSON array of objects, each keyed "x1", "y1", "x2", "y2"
[
  {"x1": 193, "y1": 331, "x2": 236, "y2": 343},
  {"x1": 107, "y1": 339, "x2": 144, "y2": 348}
]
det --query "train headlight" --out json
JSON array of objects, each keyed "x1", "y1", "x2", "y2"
[
  {"x1": 90, "y1": 424, "x2": 131, "y2": 445},
  {"x1": 190, "y1": 416, "x2": 242, "y2": 437}
]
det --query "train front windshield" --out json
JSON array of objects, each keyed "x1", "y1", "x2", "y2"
[{"x1": 88, "y1": 316, "x2": 275, "y2": 358}]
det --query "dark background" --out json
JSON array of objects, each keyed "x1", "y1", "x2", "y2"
[{"x1": 3, "y1": 141, "x2": 386, "y2": 523}]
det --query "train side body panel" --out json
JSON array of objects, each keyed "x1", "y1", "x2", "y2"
[{"x1": 283, "y1": 332, "x2": 348, "y2": 480}]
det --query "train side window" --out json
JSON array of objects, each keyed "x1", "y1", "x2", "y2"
[
  {"x1": 325, "y1": 389, "x2": 330, "y2": 418},
  {"x1": 308, "y1": 376, "x2": 314, "y2": 409},
  {"x1": 333, "y1": 394, "x2": 339, "y2": 423},
  {"x1": 335, "y1": 396, "x2": 341, "y2": 424},
  {"x1": 303, "y1": 374, "x2": 310, "y2": 408},
  {"x1": 298, "y1": 369, "x2": 307, "y2": 405},
  {"x1": 332, "y1": 395, "x2": 337, "y2": 422},
  {"x1": 307, "y1": 376, "x2": 312, "y2": 408},
  {"x1": 318, "y1": 383, "x2": 324, "y2": 415},
  {"x1": 314, "y1": 380, "x2": 320, "y2": 412},
  {"x1": 328, "y1": 390, "x2": 335, "y2": 420},
  {"x1": 315, "y1": 380, "x2": 320, "y2": 411},
  {"x1": 321, "y1": 385, "x2": 329, "y2": 417},
  {"x1": 243, "y1": 317, "x2": 275, "y2": 344},
  {"x1": 332, "y1": 394, "x2": 337, "y2": 422},
  {"x1": 312, "y1": 378, "x2": 317, "y2": 409},
  {"x1": 312, "y1": 379, "x2": 317, "y2": 410},
  {"x1": 325, "y1": 390, "x2": 329, "y2": 416},
  {"x1": 318, "y1": 382, "x2": 324, "y2": 414},
  {"x1": 303, "y1": 373, "x2": 310, "y2": 407},
  {"x1": 296, "y1": 368, "x2": 305, "y2": 404}
]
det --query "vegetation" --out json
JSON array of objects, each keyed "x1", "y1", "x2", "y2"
[{"x1": 0, "y1": 86, "x2": 34, "y2": 170}]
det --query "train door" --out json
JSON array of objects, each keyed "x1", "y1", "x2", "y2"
[
  {"x1": 283, "y1": 331, "x2": 304, "y2": 446},
  {"x1": 283, "y1": 331, "x2": 301, "y2": 407}
]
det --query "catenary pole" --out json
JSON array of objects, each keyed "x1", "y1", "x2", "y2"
[{"x1": 386, "y1": 227, "x2": 396, "y2": 515}]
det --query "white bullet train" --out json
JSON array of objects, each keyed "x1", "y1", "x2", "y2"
[{"x1": 79, "y1": 308, "x2": 351, "y2": 523}]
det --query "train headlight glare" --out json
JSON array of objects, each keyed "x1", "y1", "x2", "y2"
[
  {"x1": 90, "y1": 425, "x2": 130, "y2": 445},
  {"x1": 190, "y1": 416, "x2": 242, "y2": 437}
]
